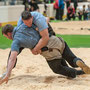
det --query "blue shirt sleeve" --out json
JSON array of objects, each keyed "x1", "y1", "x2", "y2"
[
  {"x1": 11, "y1": 40, "x2": 20, "y2": 53},
  {"x1": 31, "y1": 12, "x2": 48, "y2": 32},
  {"x1": 35, "y1": 17, "x2": 48, "y2": 32}
]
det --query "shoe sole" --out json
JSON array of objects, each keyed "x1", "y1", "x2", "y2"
[{"x1": 76, "y1": 60, "x2": 90, "y2": 74}]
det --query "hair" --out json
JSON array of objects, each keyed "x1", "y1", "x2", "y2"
[
  {"x1": 83, "y1": 5, "x2": 85, "y2": 8},
  {"x1": 21, "y1": 11, "x2": 32, "y2": 20},
  {"x1": 2, "y1": 24, "x2": 14, "y2": 35}
]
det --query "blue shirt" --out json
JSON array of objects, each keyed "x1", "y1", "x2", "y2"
[
  {"x1": 17, "y1": 11, "x2": 48, "y2": 32},
  {"x1": 11, "y1": 23, "x2": 41, "y2": 52},
  {"x1": 58, "y1": 0, "x2": 64, "y2": 9},
  {"x1": 11, "y1": 11, "x2": 48, "y2": 52}
]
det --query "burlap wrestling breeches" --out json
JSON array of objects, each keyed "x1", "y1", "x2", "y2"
[{"x1": 40, "y1": 36, "x2": 65, "y2": 61}]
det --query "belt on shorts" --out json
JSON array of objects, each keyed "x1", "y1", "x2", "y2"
[
  {"x1": 41, "y1": 47, "x2": 53, "y2": 52},
  {"x1": 41, "y1": 34, "x2": 52, "y2": 52}
]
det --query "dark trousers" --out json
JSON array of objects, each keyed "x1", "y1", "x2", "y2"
[
  {"x1": 83, "y1": 12, "x2": 88, "y2": 20},
  {"x1": 67, "y1": 13, "x2": 75, "y2": 20},
  {"x1": 55, "y1": 8, "x2": 60, "y2": 20},
  {"x1": 66, "y1": 1, "x2": 70, "y2": 9},
  {"x1": 78, "y1": 14, "x2": 83, "y2": 20},
  {"x1": 74, "y1": 2, "x2": 78, "y2": 13},
  {"x1": 78, "y1": 12, "x2": 83, "y2": 20},
  {"x1": 47, "y1": 59, "x2": 77, "y2": 78},
  {"x1": 59, "y1": 9, "x2": 64, "y2": 20},
  {"x1": 47, "y1": 42, "x2": 82, "y2": 78},
  {"x1": 55, "y1": 8, "x2": 64, "y2": 20},
  {"x1": 62, "y1": 42, "x2": 80, "y2": 67}
]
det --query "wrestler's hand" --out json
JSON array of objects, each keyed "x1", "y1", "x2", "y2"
[
  {"x1": 31, "y1": 49, "x2": 41, "y2": 55},
  {"x1": 0, "y1": 75, "x2": 9, "y2": 85}
]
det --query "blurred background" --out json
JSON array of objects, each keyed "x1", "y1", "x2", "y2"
[{"x1": 0, "y1": 0, "x2": 89, "y2": 5}]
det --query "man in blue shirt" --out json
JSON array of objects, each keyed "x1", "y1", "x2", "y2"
[
  {"x1": 7, "y1": 11, "x2": 56, "y2": 68},
  {"x1": 0, "y1": 11, "x2": 90, "y2": 84},
  {"x1": 17, "y1": 11, "x2": 56, "y2": 54}
]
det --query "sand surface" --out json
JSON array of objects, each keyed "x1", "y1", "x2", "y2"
[
  {"x1": 50, "y1": 21, "x2": 90, "y2": 35},
  {"x1": 0, "y1": 21, "x2": 90, "y2": 90}
]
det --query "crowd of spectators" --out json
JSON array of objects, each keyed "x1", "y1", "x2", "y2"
[
  {"x1": 23, "y1": 0, "x2": 39, "y2": 12},
  {"x1": 54, "y1": 0, "x2": 90, "y2": 21},
  {"x1": 77, "y1": 4, "x2": 90, "y2": 20},
  {"x1": 24, "y1": 0, "x2": 90, "y2": 21},
  {"x1": 0, "y1": 0, "x2": 90, "y2": 21}
]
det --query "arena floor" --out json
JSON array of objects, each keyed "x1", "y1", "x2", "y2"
[{"x1": 0, "y1": 20, "x2": 90, "y2": 90}]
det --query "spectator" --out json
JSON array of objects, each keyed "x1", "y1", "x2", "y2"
[
  {"x1": 10, "y1": 0, "x2": 16, "y2": 5},
  {"x1": 50, "y1": 0, "x2": 54, "y2": 3},
  {"x1": 44, "y1": 0, "x2": 49, "y2": 3},
  {"x1": 54, "y1": 0, "x2": 59, "y2": 20},
  {"x1": 87, "y1": 4, "x2": 90, "y2": 20},
  {"x1": 67, "y1": 4, "x2": 75, "y2": 20},
  {"x1": 29, "y1": 0, "x2": 39, "y2": 12},
  {"x1": 77, "y1": 5, "x2": 83, "y2": 20},
  {"x1": 83, "y1": 5, "x2": 88, "y2": 20},
  {"x1": 54, "y1": 0, "x2": 64, "y2": 20},
  {"x1": 44, "y1": 3, "x2": 47, "y2": 11},
  {"x1": 26, "y1": 5, "x2": 30, "y2": 11},
  {"x1": 23, "y1": 0, "x2": 29, "y2": 10},
  {"x1": 3, "y1": 0, "x2": 6, "y2": 5},
  {"x1": 28, "y1": 0, "x2": 31, "y2": 3},
  {"x1": 65, "y1": 0, "x2": 71, "y2": 9},
  {"x1": 43, "y1": 11, "x2": 47, "y2": 17},
  {"x1": 73, "y1": 0, "x2": 78, "y2": 13}
]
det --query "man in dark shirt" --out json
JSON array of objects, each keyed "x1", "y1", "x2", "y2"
[{"x1": 67, "y1": 5, "x2": 75, "y2": 20}]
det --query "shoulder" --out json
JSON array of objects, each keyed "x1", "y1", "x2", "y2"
[
  {"x1": 31, "y1": 11, "x2": 44, "y2": 18},
  {"x1": 11, "y1": 39, "x2": 20, "y2": 52},
  {"x1": 11, "y1": 39, "x2": 20, "y2": 49},
  {"x1": 31, "y1": 11, "x2": 46, "y2": 23},
  {"x1": 31, "y1": 11, "x2": 39, "y2": 16}
]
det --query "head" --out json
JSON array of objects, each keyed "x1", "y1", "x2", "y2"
[
  {"x1": 21, "y1": 11, "x2": 33, "y2": 27},
  {"x1": 26, "y1": 6, "x2": 30, "y2": 11},
  {"x1": 32, "y1": 0, "x2": 35, "y2": 3},
  {"x1": 2, "y1": 24, "x2": 14, "y2": 40},
  {"x1": 69, "y1": 4, "x2": 73, "y2": 9},
  {"x1": 43, "y1": 11, "x2": 46, "y2": 13},
  {"x1": 83, "y1": 5, "x2": 85, "y2": 8},
  {"x1": 30, "y1": 6, "x2": 34, "y2": 11}
]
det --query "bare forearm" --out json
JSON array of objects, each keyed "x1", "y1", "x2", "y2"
[
  {"x1": 0, "y1": 51, "x2": 18, "y2": 85},
  {"x1": 34, "y1": 36, "x2": 49, "y2": 51},
  {"x1": 6, "y1": 58, "x2": 16, "y2": 77},
  {"x1": 31, "y1": 29, "x2": 49, "y2": 55},
  {"x1": 6, "y1": 51, "x2": 18, "y2": 77}
]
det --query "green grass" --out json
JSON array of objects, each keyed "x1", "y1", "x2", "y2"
[
  {"x1": 0, "y1": 27, "x2": 12, "y2": 49},
  {"x1": 57, "y1": 34, "x2": 90, "y2": 48},
  {"x1": 50, "y1": 16, "x2": 83, "y2": 22},
  {"x1": 0, "y1": 27, "x2": 90, "y2": 49}
]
